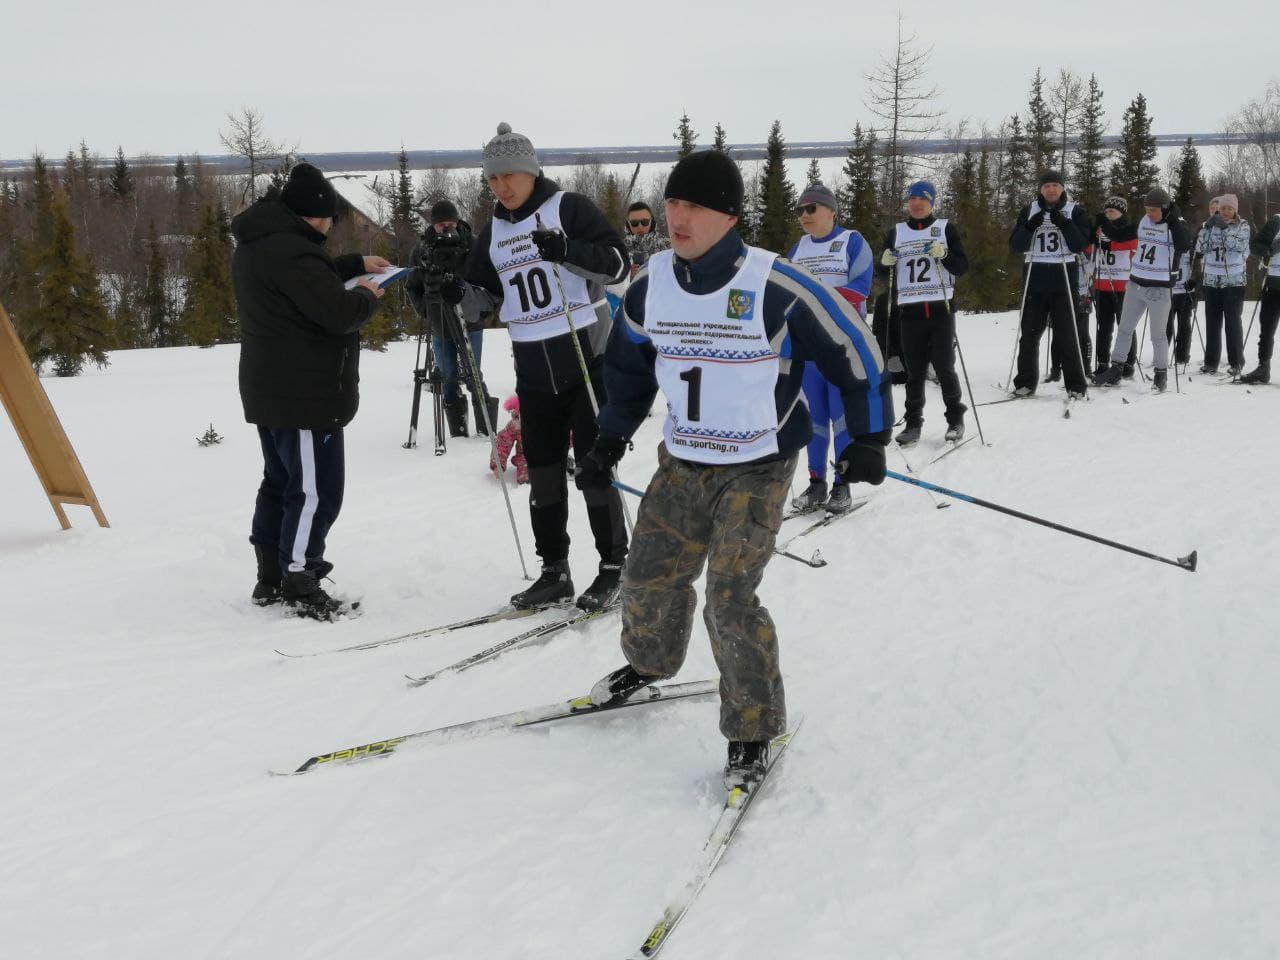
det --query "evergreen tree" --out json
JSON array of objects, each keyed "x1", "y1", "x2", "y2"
[
  {"x1": 181, "y1": 204, "x2": 236, "y2": 347},
  {"x1": 173, "y1": 157, "x2": 194, "y2": 233},
  {"x1": 141, "y1": 221, "x2": 173, "y2": 347},
  {"x1": 754, "y1": 121, "x2": 800, "y2": 254},
  {"x1": 27, "y1": 189, "x2": 112, "y2": 375},
  {"x1": 945, "y1": 147, "x2": 1016, "y2": 311},
  {"x1": 673, "y1": 111, "x2": 698, "y2": 160},
  {"x1": 1108, "y1": 93, "x2": 1160, "y2": 213},
  {"x1": 805, "y1": 158, "x2": 822, "y2": 188},
  {"x1": 108, "y1": 146, "x2": 133, "y2": 200},
  {"x1": 390, "y1": 148, "x2": 418, "y2": 260},
  {"x1": 469, "y1": 168, "x2": 496, "y2": 232},
  {"x1": 712, "y1": 123, "x2": 730, "y2": 152},
  {"x1": 1026, "y1": 69, "x2": 1056, "y2": 176},
  {"x1": 1002, "y1": 114, "x2": 1031, "y2": 218},
  {"x1": 1172, "y1": 138, "x2": 1208, "y2": 220},
  {"x1": 838, "y1": 124, "x2": 880, "y2": 243},
  {"x1": 1071, "y1": 74, "x2": 1108, "y2": 213},
  {"x1": 599, "y1": 173, "x2": 624, "y2": 230}
]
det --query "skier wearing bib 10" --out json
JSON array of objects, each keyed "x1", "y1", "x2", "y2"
[
  {"x1": 440, "y1": 123, "x2": 631, "y2": 612},
  {"x1": 577, "y1": 150, "x2": 893, "y2": 789}
]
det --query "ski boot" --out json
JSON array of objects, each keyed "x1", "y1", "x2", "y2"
[
  {"x1": 443, "y1": 396, "x2": 469, "y2": 438},
  {"x1": 724, "y1": 740, "x2": 769, "y2": 791},
  {"x1": 895, "y1": 423, "x2": 922, "y2": 447},
  {"x1": 511, "y1": 560, "x2": 574, "y2": 610},
  {"x1": 472, "y1": 394, "x2": 500, "y2": 436},
  {"x1": 1093, "y1": 362, "x2": 1124, "y2": 387},
  {"x1": 944, "y1": 420, "x2": 965, "y2": 442},
  {"x1": 825, "y1": 482, "x2": 853, "y2": 514},
  {"x1": 1152, "y1": 368, "x2": 1167, "y2": 393},
  {"x1": 281, "y1": 570, "x2": 352, "y2": 622},
  {"x1": 1044, "y1": 364, "x2": 1062, "y2": 383},
  {"x1": 252, "y1": 543, "x2": 282, "y2": 606},
  {"x1": 1198, "y1": 362, "x2": 1218, "y2": 375},
  {"x1": 590, "y1": 664, "x2": 660, "y2": 708},
  {"x1": 1240, "y1": 363, "x2": 1271, "y2": 384},
  {"x1": 1013, "y1": 386, "x2": 1035, "y2": 398},
  {"x1": 1227, "y1": 365, "x2": 1243, "y2": 379},
  {"x1": 1122, "y1": 361, "x2": 1136, "y2": 380},
  {"x1": 577, "y1": 562, "x2": 623, "y2": 611},
  {"x1": 790, "y1": 478, "x2": 828, "y2": 514}
]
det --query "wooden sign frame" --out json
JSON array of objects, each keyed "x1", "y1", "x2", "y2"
[{"x1": 0, "y1": 302, "x2": 109, "y2": 530}]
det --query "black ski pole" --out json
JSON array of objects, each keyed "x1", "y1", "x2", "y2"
[{"x1": 884, "y1": 470, "x2": 1198, "y2": 572}]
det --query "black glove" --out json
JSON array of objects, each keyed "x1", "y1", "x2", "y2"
[
  {"x1": 1185, "y1": 278, "x2": 1198, "y2": 295},
  {"x1": 439, "y1": 279, "x2": 465, "y2": 306},
  {"x1": 573, "y1": 437, "x2": 627, "y2": 491},
  {"x1": 630, "y1": 249, "x2": 646, "y2": 267},
  {"x1": 1049, "y1": 208, "x2": 1068, "y2": 228},
  {"x1": 531, "y1": 227, "x2": 570, "y2": 263},
  {"x1": 1027, "y1": 211, "x2": 1047, "y2": 230},
  {"x1": 1208, "y1": 214, "x2": 1227, "y2": 230},
  {"x1": 836, "y1": 441, "x2": 886, "y2": 486}
]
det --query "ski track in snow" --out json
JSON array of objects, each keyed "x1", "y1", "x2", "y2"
[{"x1": 2, "y1": 312, "x2": 1278, "y2": 959}]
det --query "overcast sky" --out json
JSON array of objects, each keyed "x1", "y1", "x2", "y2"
[{"x1": 3, "y1": 0, "x2": 1275, "y2": 162}]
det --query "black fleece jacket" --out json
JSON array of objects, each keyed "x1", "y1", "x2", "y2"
[{"x1": 231, "y1": 197, "x2": 378, "y2": 430}]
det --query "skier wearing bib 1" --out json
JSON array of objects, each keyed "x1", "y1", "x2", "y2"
[
  {"x1": 785, "y1": 182, "x2": 874, "y2": 515},
  {"x1": 578, "y1": 151, "x2": 893, "y2": 789},
  {"x1": 440, "y1": 123, "x2": 630, "y2": 611},
  {"x1": 878, "y1": 179, "x2": 970, "y2": 446},
  {"x1": 1008, "y1": 170, "x2": 1092, "y2": 398},
  {"x1": 1094, "y1": 188, "x2": 1191, "y2": 392}
]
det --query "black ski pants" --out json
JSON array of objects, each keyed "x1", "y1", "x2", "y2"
[
  {"x1": 1016, "y1": 288, "x2": 1088, "y2": 393},
  {"x1": 252, "y1": 426, "x2": 345, "y2": 576},
  {"x1": 1094, "y1": 289, "x2": 1135, "y2": 369},
  {"x1": 518, "y1": 370, "x2": 628, "y2": 567},
  {"x1": 1202, "y1": 285, "x2": 1245, "y2": 370},
  {"x1": 898, "y1": 299, "x2": 965, "y2": 427},
  {"x1": 1254, "y1": 286, "x2": 1280, "y2": 364},
  {"x1": 1166, "y1": 293, "x2": 1194, "y2": 366}
]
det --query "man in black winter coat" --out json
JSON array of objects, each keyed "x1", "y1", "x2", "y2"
[
  {"x1": 439, "y1": 123, "x2": 631, "y2": 612},
  {"x1": 1008, "y1": 170, "x2": 1092, "y2": 397},
  {"x1": 232, "y1": 162, "x2": 388, "y2": 619}
]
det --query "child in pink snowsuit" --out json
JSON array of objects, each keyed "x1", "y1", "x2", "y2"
[{"x1": 490, "y1": 395, "x2": 528, "y2": 484}]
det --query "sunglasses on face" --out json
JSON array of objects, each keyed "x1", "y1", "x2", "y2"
[
  {"x1": 797, "y1": 204, "x2": 818, "y2": 215},
  {"x1": 628, "y1": 218, "x2": 651, "y2": 228}
]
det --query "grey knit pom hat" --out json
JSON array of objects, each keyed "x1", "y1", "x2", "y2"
[{"x1": 482, "y1": 122, "x2": 540, "y2": 178}]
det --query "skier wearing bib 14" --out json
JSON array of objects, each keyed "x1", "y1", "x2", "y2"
[
  {"x1": 785, "y1": 182, "x2": 874, "y2": 515},
  {"x1": 440, "y1": 123, "x2": 631, "y2": 612},
  {"x1": 577, "y1": 151, "x2": 893, "y2": 789}
]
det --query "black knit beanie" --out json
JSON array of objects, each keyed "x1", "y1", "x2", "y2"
[
  {"x1": 430, "y1": 199, "x2": 460, "y2": 224},
  {"x1": 664, "y1": 151, "x2": 744, "y2": 217},
  {"x1": 281, "y1": 163, "x2": 338, "y2": 218},
  {"x1": 1038, "y1": 170, "x2": 1065, "y2": 188}
]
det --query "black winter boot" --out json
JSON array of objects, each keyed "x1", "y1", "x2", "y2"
[
  {"x1": 473, "y1": 394, "x2": 500, "y2": 436},
  {"x1": 577, "y1": 562, "x2": 623, "y2": 611},
  {"x1": 443, "y1": 397, "x2": 469, "y2": 438},
  {"x1": 252, "y1": 543, "x2": 282, "y2": 605},
  {"x1": 589, "y1": 664, "x2": 660, "y2": 707},
  {"x1": 895, "y1": 423, "x2": 922, "y2": 447},
  {"x1": 1241, "y1": 363, "x2": 1271, "y2": 384},
  {"x1": 1093, "y1": 362, "x2": 1124, "y2": 387},
  {"x1": 724, "y1": 740, "x2": 770, "y2": 790},
  {"x1": 281, "y1": 570, "x2": 353, "y2": 621},
  {"x1": 790, "y1": 478, "x2": 828, "y2": 514},
  {"x1": 825, "y1": 482, "x2": 853, "y2": 514},
  {"x1": 1152, "y1": 368, "x2": 1167, "y2": 393},
  {"x1": 510, "y1": 561, "x2": 574, "y2": 609}
]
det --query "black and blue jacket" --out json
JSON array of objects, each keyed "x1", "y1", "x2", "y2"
[{"x1": 598, "y1": 229, "x2": 893, "y2": 461}]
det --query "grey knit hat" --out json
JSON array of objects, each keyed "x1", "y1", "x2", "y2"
[
  {"x1": 797, "y1": 183, "x2": 838, "y2": 211},
  {"x1": 1145, "y1": 187, "x2": 1171, "y2": 208},
  {"x1": 482, "y1": 122, "x2": 540, "y2": 178}
]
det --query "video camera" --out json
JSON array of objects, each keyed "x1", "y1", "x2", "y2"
[{"x1": 412, "y1": 227, "x2": 470, "y2": 298}]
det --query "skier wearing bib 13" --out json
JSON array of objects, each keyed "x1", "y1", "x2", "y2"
[{"x1": 577, "y1": 150, "x2": 893, "y2": 789}]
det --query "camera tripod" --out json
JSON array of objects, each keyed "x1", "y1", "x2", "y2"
[{"x1": 404, "y1": 324, "x2": 448, "y2": 455}]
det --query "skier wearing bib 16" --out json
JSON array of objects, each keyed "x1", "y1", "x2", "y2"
[
  {"x1": 1094, "y1": 188, "x2": 1191, "y2": 392},
  {"x1": 785, "y1": 182, "x2": 874, "y2": 515},
  {"x1": 577, "y1": 151, "x2": 893, "y2": 789},
  {"x1": 1008, "y1": 170, "x2": 1092, "y2": 398},
  {"x1": 1085, "y1": 197, "x2": 1139, "y2": 377},
  {"x1": 439, "y1": 123, "x2": 630, "y2": 611},
  {"x1": 878, "y1": 179, "x2": 970, "y2": 446}
]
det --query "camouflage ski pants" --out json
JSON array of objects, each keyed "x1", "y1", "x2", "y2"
[{"x1": 620, "y1": 445, "x2": 796, "y2": 741}]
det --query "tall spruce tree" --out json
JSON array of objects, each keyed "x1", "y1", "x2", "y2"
[
  {"x1": 173, "y1": 157, "x2": 194, "y2": 234},
  {"x1": 1109, "y1": 93, "x2": 1160, "y2": 213},
  {"x1": 712, "y1": 123, "x2": 730, "y2": 152},
  {"x1": 390, "y1": 148, "x2": 418, "y2": 260},
  {"x1": 755, "y1": 121, "x2": 800, "y2": 254},
  {"x1": 181, "y1": 203, "x2": 236, "y2": 346},
  {"x1": 108, "y1": 146, "x2": 133, "y2": 200},
  {"x1": 140, "y1": 221, "x2": 172, "y2": 347},
  {"x1": 673, "y1": 112, "x2": 698, "y2": 160},
  {"x1": 1172, "y1": 138, "x2": 1208, "y2": 220},
  {"x1": 1071, "y1": 74, "x2": 1108, "y2": 213},
  {"x1": 805, "y1": 158, "x2": 822, "y2": 188},
  {"x1": 1026, "y1": 69, "x2": 1057, "y2": 176},
  {"x1": 1002, "y1": 114, "x2": 1031, "y2": 218},
  {"x1": 839, "y1": 124, "x2": 880, "y2": 242}
]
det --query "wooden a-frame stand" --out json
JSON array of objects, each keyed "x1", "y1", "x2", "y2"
[{"x1": 0, "y1": 302, "x2": 109, "y2": 530}]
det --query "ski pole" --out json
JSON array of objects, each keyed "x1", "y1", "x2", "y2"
[
  {"x1": 1006, "y1": 230, "x2": 1037, "y2": 391},
  {"x1": 613, "y1": 479, "x2": 645, "y2": 498},
  {"x1": 883, "y1": 470, "x2": 1198, "y2": 572},
  {"x1": 931, "y1": 265, "x2": 987, "y2": 447},
  {"x1": 452, "y1": 305, "x2": 531, "y2": 580},
  {"x1": 536, "y1": 213, "x2": 635, "y2": 534},
  {"x1": 1059, "y1": 256, "x2": 1090, "y2": 390}
]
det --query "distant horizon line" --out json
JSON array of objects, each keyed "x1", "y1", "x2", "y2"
[{"x1": 0, "y1": 132, "x2": 1248, "y2": 175}]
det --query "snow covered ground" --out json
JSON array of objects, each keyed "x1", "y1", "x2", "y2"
[{"x1": 2, "y1": 309, "x2": 1278, "y2": 959}]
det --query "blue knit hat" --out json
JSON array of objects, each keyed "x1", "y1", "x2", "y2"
[{"x1": 907, "y1": 180, "x2": 936, "y2": 204}]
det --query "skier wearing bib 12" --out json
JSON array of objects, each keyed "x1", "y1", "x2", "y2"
[
  {"x1": 1008, "y1": 170, "x2": 1091, "y2": 398},
  {"x1": 785, "y1": 182, "x2": 874, "y2": 515},
  {"x1": 578, "y1": 151, "x2": 893, "y2": 789},
  {"x1": 878, "y1": 179, "x2": 970, "y2": 446},
  {"x1": 440, "y1": 123, "x2": 630, "y2": 611}
]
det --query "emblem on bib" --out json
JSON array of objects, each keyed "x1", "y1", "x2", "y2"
[
  {"x1": 726, "y1": 289, "x2": 756, "y2": 321},
  {"x1": 828, "y1": 240, "x2": 844, "y2": 253}
]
